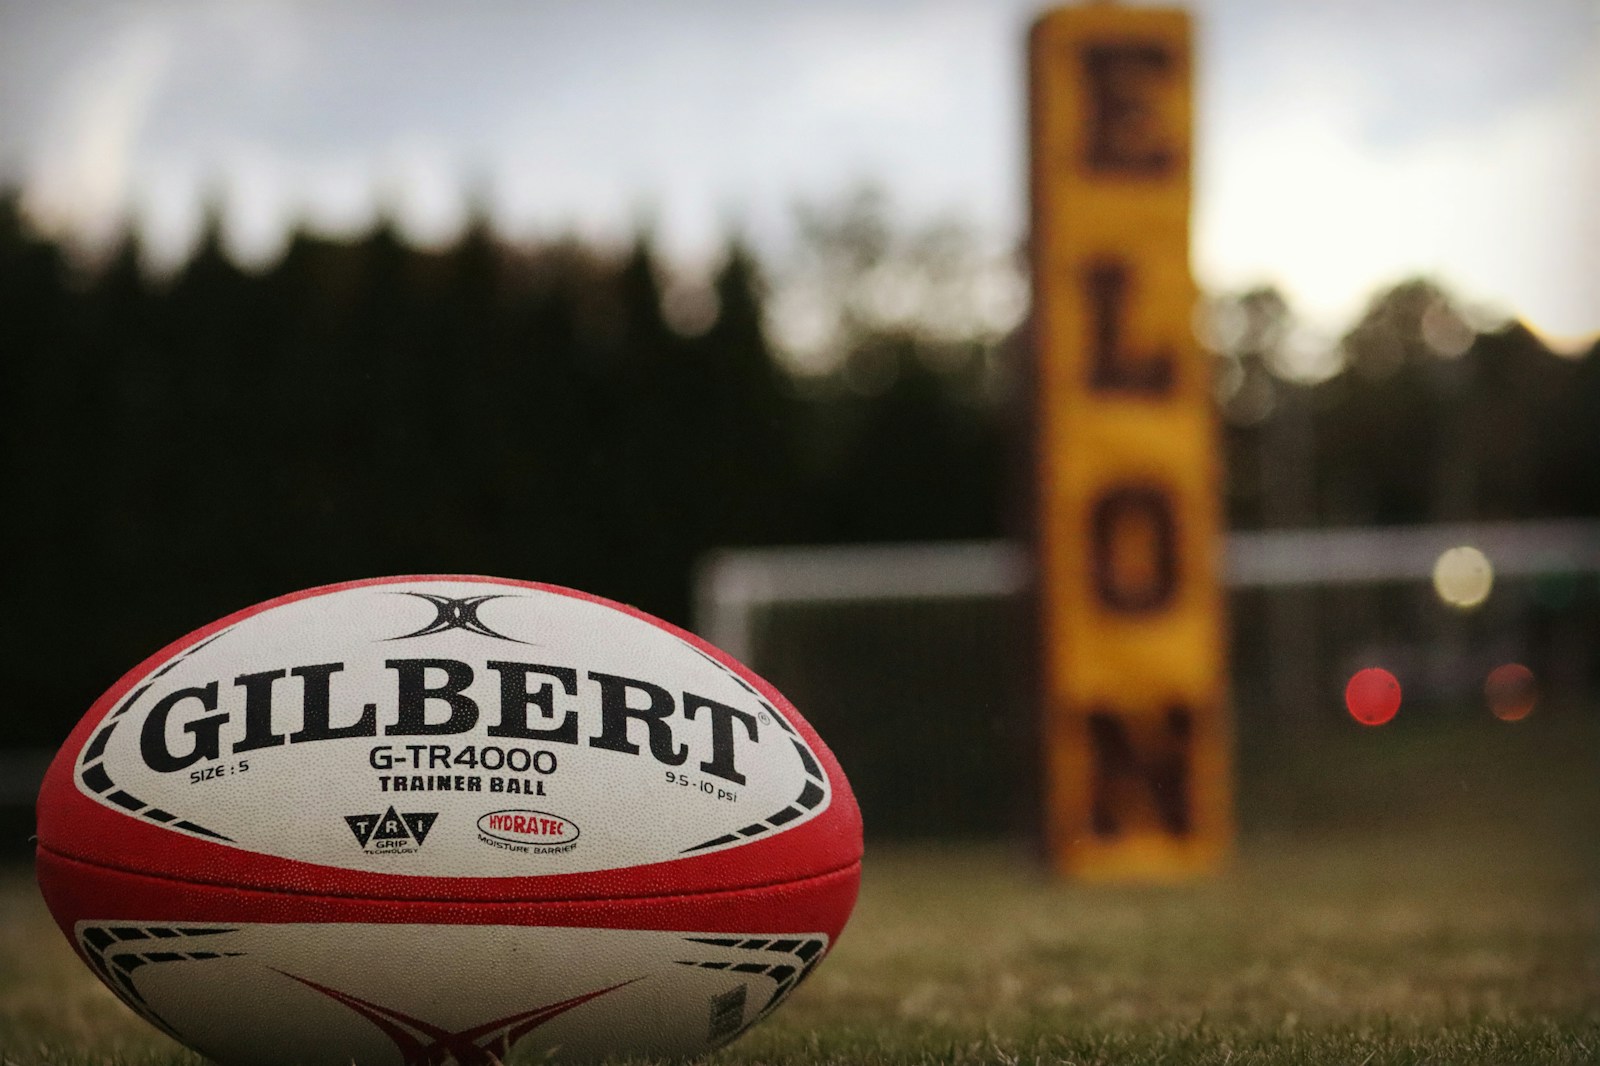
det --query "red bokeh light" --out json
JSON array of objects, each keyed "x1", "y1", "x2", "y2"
[
  {"x1": 1485, "y1": 663, "x2": 1537, "y2": 721},
  {"x1": 1345, "y1": 667, "x2": 1401, "y2": 725}
]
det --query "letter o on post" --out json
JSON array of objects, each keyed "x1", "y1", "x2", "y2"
[{"x1": 1090, "y1": 484, "x2": 1178, "y2": 613}]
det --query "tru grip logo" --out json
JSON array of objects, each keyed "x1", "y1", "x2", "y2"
[{"x1": 345, "y1": 806, "x2": 438, "y2": 854}]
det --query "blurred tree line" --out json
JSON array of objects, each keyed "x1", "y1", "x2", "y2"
[
  {"x1": 1212, "y1": 281, "x2": 1600, "y2": 529},
  {"x1": 2, "y1": 188, "x2": 1596, "y2": 743}
]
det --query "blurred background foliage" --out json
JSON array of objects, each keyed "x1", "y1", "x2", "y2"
[{"x1": 2, "y1": 186, "x2": 1596, "y2": 747}]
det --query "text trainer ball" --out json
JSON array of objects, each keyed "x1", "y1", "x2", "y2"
[{"x1": 36, "y1": 576, "x2": 862, "y2": 1066}]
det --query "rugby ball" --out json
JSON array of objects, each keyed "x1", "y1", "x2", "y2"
[{"x1": 35, "y1": 576, "x2": 862, "y2": 1065}]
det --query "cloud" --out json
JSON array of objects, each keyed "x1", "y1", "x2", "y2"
[
  {"x1": 5, "y1": 0, "x2": 1592, "y2": 346},
  {"x1": 1194, "y1": 10, "x2": 1598, "y2": 343},
  {"x1": 23, "y1": 17, "x2": 176, "y2": 245}
]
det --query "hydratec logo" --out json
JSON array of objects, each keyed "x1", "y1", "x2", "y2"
[
  {"x1": 476, "y1": 809, "x2": 580, "y2": 855},
  {"x1": 387, "y1": 592, "x2": 527, "y2": 643},
  {"x1": 345, "y1": 806, "x2": 439, "y2": 854}
]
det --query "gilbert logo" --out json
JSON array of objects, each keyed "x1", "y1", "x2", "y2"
[
  {"x1": 345, "y1": 806, "x2": 438, "y2": 854},
  {"x1": 388, "y1": 592, "x2": 526, "y2": 643}
]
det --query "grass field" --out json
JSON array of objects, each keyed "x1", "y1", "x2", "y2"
[{"x1": 2, "y1": 710, "x2": 1596, "y2": 1065}]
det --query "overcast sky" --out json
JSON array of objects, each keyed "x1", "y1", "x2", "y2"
[{"x1": 1, "y1": 0, "x2": 1595, "y2": 346}]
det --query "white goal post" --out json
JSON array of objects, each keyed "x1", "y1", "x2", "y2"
[{"x1": 694, "y1": 520, "x2": 1600, "y2": 664}]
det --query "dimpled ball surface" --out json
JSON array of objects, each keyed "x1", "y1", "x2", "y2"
[{"x1": 36, "y1": 575, "x2": 862, "y2": 1066}]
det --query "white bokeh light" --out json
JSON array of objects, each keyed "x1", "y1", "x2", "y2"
[{"x1": 1433, "y1": 545, "x2": 1494, "y2": 609}]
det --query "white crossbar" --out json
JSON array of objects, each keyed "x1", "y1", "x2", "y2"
[{"x1": 695, "y1": 521, "x2": 1600, "y2": 660}]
